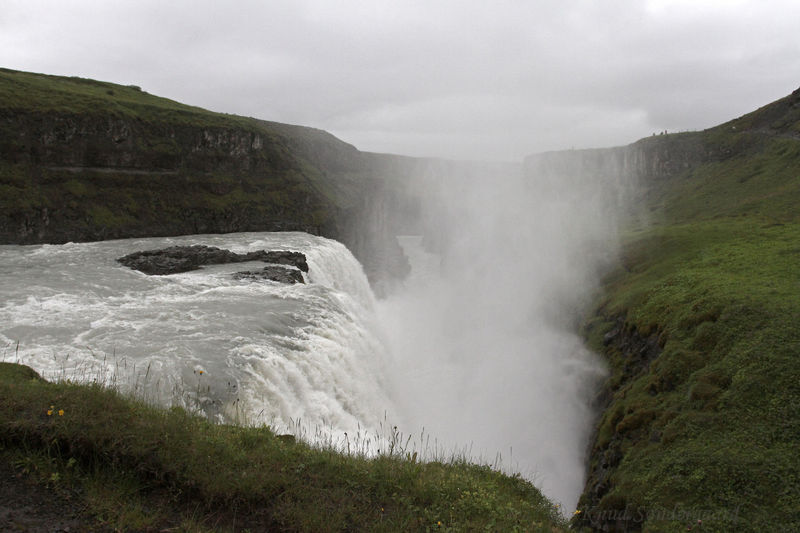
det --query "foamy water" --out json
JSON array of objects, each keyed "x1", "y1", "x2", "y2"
[{"x1": 0, "y1": 232, "x2": 393, "y2": 433}]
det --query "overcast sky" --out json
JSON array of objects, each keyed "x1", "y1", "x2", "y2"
[{"x1": 2, "y1": 0, "x2": 799, "y2": 161}]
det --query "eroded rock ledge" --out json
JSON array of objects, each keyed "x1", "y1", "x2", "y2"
[
  {"x1": 576, "y1": 316, "x2": 664, "y2": 532},
  {"x1": 232, "y1": 266, "x2": 305, "y2": 284},
  {"x1": 117, "y1": 245, "x2": 308, "y2": 283}
]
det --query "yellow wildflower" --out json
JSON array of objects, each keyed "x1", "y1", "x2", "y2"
[
  {"x1": 47, "y1": 409, "x2": 53, "y2": 416},
  {"x1": 58, "y1": 409, "x2": 64, "y2": 416},
  {"x1": 573, "y1": 510, "x2": 582, "y2": 515}
]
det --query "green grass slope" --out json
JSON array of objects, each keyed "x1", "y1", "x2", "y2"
[
  {"x1": 0, "y1": 67, "x2": 255, "y2": 126},
  {"x1": 0, "y1": 67, "x2": 362, "y2": 155},
  {"x1": 576, "y1": 89, "x2": 800, "y2": 531},
  {"x1": 0, "y1": 363, "x2": 565, "y2": 532}
]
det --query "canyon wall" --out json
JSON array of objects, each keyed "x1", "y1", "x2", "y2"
[{"x1": 0, "y1": 69, "x2": 408, "y2": 285}]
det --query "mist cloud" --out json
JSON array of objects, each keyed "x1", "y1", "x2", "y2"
[{"x1": 376, "y1": 154, "x2": 636, "y2": 508}]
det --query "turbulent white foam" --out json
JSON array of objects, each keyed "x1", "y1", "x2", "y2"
[{"x1": 0, "y1": 232, "x2": 393, "y2": 434}]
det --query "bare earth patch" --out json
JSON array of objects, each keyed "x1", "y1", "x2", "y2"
[{"x1": 0, "y1": 457, "x2": 104, "y2": 533}]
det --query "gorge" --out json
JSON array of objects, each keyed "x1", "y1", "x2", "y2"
[{"x1": 2, "y1": 68, "x2": 799, "y2": 531}]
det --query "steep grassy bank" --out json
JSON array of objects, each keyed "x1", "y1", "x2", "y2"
[
  {"x1": 575, "y1": 89, "x2": 800, "y2": 531},
  {"x1": 0, "y1": 363, "x2": 565, "y2": 532}
]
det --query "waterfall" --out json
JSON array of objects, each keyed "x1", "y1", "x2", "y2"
[{"x1": 0, "y1": 232, "x2": 394, "y2": 435}]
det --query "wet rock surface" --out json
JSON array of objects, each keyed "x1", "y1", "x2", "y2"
[
  {"x1": 117, "y1": 245, "x2": 308, "y2": 276},
  {"x1": 0, "y1": 459, "x2": 104, "y2": 533},
  {"x1": 576, "y1": 316, "x2": 664, "y2": 532},
  {"x1": 233, "y1": 265, "x2": 305, "y2": 284}
]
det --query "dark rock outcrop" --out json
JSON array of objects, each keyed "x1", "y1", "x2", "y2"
[
  {"x1": 254, "y1": 250, "x2": 309, "y2": 272},
  {"x1": 117, "y1": 245, "x2": 308, "y2": 276},
  {"x1": 233, "y1": 266, "x2": 305, "y2": 284},
  {"x1": 576, "y1": 318, "x2": 664, "y2": 532}
]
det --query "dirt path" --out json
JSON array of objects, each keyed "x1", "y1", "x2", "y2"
[{"x1": 0, "y1": 458, "x2": 103, "y2": 533}]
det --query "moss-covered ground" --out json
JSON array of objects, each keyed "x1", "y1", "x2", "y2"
[{"x1": 576, "y1": 117, "x2": 800, "y2": 531}]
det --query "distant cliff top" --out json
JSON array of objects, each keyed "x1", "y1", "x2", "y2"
[{"x1": 523, "y1": 85, "x2": 800, "y2": 182}]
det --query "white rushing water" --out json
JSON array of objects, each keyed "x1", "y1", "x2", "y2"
[{"x1": 0, "y1": 232, "x2": 393, "y2": 433}]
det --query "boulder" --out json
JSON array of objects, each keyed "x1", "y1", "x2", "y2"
[
  {"x1": 233, "y1": 266, "x2": 305, "y2": 284},
  {"x1": 250, "y1": 250, "x2": 309, "y2": 272},
  {"x1": 117, "y1": 245, "x2": 308, "y2": 276}
]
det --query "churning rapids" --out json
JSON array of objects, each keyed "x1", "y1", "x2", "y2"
[
  {"x1": 1, "y1": 159, "x2": 631, "y2": 510},
  {"x1": 0, "y1": 233, "x2": 391, "y2": 431}
]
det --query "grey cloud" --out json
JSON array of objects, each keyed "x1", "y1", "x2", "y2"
[{"x1": 1, "y1": 0, "x2": 798, "y2": 160}]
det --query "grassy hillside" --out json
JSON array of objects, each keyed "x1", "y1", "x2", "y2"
[
  {"x1": 0, "y1": 67, "x2": 364, "y2": 154},
  {"x1": 576, "y1": 89, "x2": 800, "y2": 531},
  {"x1": 0, "y1": 363, "x2": 565, "y2": 532},
  {"x1": 0, "y1": 68, "x2": 255, "y2": 126}
]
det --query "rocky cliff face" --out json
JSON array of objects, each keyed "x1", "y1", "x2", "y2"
[
  {"x1": 0, "y1": 69, "x2": 408, "y2": 286},
  {"x1": 0, "y1": 114, "x2": 333, "y2": 240}
]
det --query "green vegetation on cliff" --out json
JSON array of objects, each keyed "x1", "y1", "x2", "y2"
[
  {"x1": 577, "y1": 89, "x2": 800, "y2": 531},
  {"x1": 0, "y1": 67, "x2": 255, "y2": 127},
  {"x1": 0, "y1": 363, "x2": 564, "y2": 532}
]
